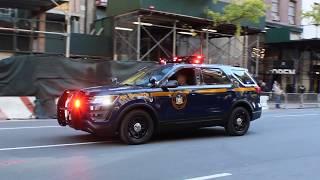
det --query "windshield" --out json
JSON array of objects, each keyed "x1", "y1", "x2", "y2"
[{"x1": 120, "y1": 65, "x2": 173, "y2": 87}]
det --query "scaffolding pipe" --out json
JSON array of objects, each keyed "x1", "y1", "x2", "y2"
[
  {"x1": 137, "y1": 16, "x2": 141, "y2": 61},
  {"x1": 173, "y1": 21, "x2": 177, "y2": 57},
  {"x1": 50, "y1": 0, "x2": 70, "y2": 58},
  {"x1": 205, "y1": 30, "x2": 209, "y2": 63},
  {"x1": 65, "y1": 13, "x2": 71, "y2": 58}
]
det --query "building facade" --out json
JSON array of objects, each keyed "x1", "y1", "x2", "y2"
[
  {"x1": 260, "y1": 0, "x2": 320, "y2": 93},
  {"x1": 0, "y1": 0, "x2": 107, "y2": 60}
]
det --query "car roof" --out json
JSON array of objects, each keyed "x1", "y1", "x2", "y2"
[{"x1": 163, "y1": 63, "x2": 247, "y2": 71}]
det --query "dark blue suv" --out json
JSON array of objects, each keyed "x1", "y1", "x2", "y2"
[{"x1": 57, "y1": 64, "x2": 262, "y2": 144}]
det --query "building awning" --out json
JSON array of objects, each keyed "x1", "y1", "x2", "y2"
[
  {"x1": 266, "y1": 39, "x2": 320, "y2": 50},
  {"x1": 0, "y1": 0, "x2": 63, "y2": 12}
]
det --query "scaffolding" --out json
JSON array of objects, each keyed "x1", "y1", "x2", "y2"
[{"x1": 112, "y1": 9, "x2": 262, "y2": 67}]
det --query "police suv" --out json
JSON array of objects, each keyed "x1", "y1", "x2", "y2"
[{"x1": 57, "y1": 60, "x2": 262, "y2": 145}]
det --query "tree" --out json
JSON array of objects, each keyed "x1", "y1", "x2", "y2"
[
  {"x1": 303, "y1": 3, "x2": 320, "y2": 38},
  {"x1": 207, "y1": 0, "x2": 267, "y2": 36}
]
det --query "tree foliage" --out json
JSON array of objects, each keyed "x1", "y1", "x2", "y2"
[
  {"x1": 207, "y1": 0, "x2": 267, "y2": 36},
  {"x1": 303, "y1": 3, "x2": 320, "y2": 25}
]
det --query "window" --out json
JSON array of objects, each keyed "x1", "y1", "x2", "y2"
[
  {"x1": 232, "y1": 70, "x2": 256, "y2": 85},
  {"x1": 169, "y1": 68, "x2": 197, "y2": 86},
  {"x1": 201, "y1": 68, "x2": 230, "y2": 85},
  {"x1": 0, "y1": 8, "x2": 12, "y2": 16},
  {"x1": 121, "y1": 65, "x2": 173, "y2": 87},
  {"x1": 271, "y1": 0, "x2": 280, "y2": 21},
  {"x1": 288, "y1": 1, "x2": 296, "y2": 25}
]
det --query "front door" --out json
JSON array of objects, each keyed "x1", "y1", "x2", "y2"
[{"x1": 161, "y1": 67, "x2": 203, "y2": 122}]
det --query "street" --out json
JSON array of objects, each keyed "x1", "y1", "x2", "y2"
[{"x1": 0, "y1": 109, "x2": 319, "y2": 180}]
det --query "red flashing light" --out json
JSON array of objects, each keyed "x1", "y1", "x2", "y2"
[
  {"x1": 74, "y1": 99, "x2": 81, "y2": 108},
  {"x1": 159, "y1": 59, "x2": 166, "y2": 64},
  {"x1": 196, "y1": 55, "x2": 203, "y2": 59},
  {"x1": 193, "y1": 59, "x2": 201, "y2": 64},
  {"x1": 173, "y1": 57, "x2": 178, "y2": 62}
]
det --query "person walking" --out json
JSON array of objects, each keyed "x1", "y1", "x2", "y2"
[{"x1": 272, "y1": 81, "x2": 283, "y2": 109}]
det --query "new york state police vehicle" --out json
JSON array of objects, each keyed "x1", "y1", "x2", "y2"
[{"x1": 57, "y1": 60, "x2": 262, "y2": 145}]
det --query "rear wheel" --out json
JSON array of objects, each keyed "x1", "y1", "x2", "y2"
[
  {"x1": 119, "y1": 110, "x2": 154, "y2": 145},
  {"x1": 225, "y1": 107, "x2": 250, "y2": 136}
]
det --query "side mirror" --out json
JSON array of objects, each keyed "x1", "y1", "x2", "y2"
[
  {"x1": 149, "y1": 76, "x2": 158, "y2": 86},
  {"x1": 161, "y1": 80, "x2": 178, "y2": 91},
  {"x1": 111, "y1": 77, "x2": 118, "y2": 85}
]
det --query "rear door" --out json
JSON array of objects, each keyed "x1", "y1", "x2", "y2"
[{"x1": 197, "y1": 68, "x2": 234, "y2": 119}]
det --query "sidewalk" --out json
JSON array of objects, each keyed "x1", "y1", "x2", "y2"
[{"x1": 266, "y1": 103, "x2": 320, "y2": 109}]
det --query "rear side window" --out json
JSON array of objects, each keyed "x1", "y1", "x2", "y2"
[
  {"x1": 232, "y1": 70, "x2": 256, "y2": 85},
  {"x1": 201, "y1": 68, "x2": 230, "y2": 85}
]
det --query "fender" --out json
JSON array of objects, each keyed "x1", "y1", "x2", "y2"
[
  {"x1": 114, "y1": 102, "x2": 160, "y2": 131},
  {"x1": 228, "y1": 99, "x2": 254, "y2": 119}
]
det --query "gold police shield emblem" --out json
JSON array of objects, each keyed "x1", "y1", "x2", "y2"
[{"x1": 172, "y1": 92, "x2": 187, "y2": 110}]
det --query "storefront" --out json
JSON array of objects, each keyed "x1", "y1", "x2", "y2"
[{"x1": 260, "y1": 39, "x2": 320, "y2": 93}]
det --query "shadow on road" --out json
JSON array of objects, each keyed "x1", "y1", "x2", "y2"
[{"x1": 152, "y1": 127, "x2": 230, "y2": 143}]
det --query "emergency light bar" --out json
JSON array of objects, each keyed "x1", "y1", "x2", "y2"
[{"x1": 160, "y1": 55, "x2": 204, "y2": 65}]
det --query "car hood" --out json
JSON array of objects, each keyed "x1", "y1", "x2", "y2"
[{"x1": 83, "y1": 85, "x2": 148, "y2": 96}]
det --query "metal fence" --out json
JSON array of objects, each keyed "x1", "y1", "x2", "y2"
[{"x1": 260, "y1": 92, "x2": 320, "y2": 109}]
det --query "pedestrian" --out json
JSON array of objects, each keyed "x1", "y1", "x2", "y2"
[
  {"x1": 272, "y1": 81, "x2": 283, "y2": 109},
  {"x1": 298, "y1": 85, "x2": 306, "y2": 108},
  {"x1": 298, "y1": 85, "x2": 305, "y2": 94}
]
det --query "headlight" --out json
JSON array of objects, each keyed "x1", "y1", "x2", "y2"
[{"x1": 91, "y1": 95, "x2": 118, "y2": 106}]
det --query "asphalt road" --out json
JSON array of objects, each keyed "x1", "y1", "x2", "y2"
[{"x1": 1, "y1": 109, "x2": 320, "y2": 180}]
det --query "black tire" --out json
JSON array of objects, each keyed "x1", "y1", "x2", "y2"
[
  {"x1": 119, "y1": 110, "x2": 154, "y2": 145},
  {"x1": 225, "y1": 107, "x2": 250, "y2": 136}
]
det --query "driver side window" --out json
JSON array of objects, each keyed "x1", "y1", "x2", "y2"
[{"x1": 168, "y1": 68, "x2": 197, "y2": 86}]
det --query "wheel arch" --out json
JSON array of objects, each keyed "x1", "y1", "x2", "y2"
[
  {"x1": 230, "y1": 100, "x2": 253, "y2": 120},
  {"x1": 115, "y1": 103, "x2": 160, "y2": 132}
]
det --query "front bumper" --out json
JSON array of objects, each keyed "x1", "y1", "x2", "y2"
[
  {"x1": 57, "y1": 109, "x2": 118, "y2": 137},
  {"x1": 56, "y1": 90, "x2": 118, "y2": 137},
  {"x1": 251, "y1": 110, "x2": 262, "y2": 121}
]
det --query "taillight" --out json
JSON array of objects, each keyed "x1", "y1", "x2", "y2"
[{"x1": 255, "y1": 86, "x2": 261, "y2": 94}]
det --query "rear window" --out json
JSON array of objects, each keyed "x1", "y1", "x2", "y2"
[
  {"x1": 232, "y1": 70, "x2": 256, "y2": 85},
  {"x1": 201, "y1": 68, "x2": 231, "y2": 85}
]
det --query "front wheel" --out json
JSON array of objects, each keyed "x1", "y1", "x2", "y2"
[
  {"x1": 225, "y1": 107, "x2": 250, "y2": 136},
  {"x1": 119, "y1": 110, "x2": 154, "y2": 145}
]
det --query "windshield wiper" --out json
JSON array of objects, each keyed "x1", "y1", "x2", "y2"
[{"x1": 120, "y1": 83, "x2": 133, "y2": 86}]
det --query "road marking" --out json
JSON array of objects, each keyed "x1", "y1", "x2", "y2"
[
  {"x1": 270, "y1": 114, "x2": 320, "y2": 118},
  {"x1": 0, "y1": 119, "x2": 55, "y2": 123},
  {"x1": 0, "y1": 126, "x2": 60, "y2": 130},
  {"x1": 0, "y1": 141, "x2": 110, "y2": 151},
  {"x1": 186, "y1": 173, "x2": 232, "y2": 180}
]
